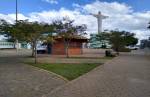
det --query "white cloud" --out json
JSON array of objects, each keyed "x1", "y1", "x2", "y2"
[
  {"x1": 42, "y1": 0, "x2": 58, "y2": 4},
  {"x1": 72, "y1": 3, "x2": 80, "y2": 8},
  {"x1": 0, "y1": 1, "x2": 150, "y2": 40},
  {"x1": 75, "y1": 1, "x2": 150, "y2": 39},
  {"x1": 0, "y1": 13, "x2": 28, "y2": 23}
]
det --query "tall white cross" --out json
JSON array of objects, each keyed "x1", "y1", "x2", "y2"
[{"x1": 91, "y1": 11, "x2": 108, "y2": 33}]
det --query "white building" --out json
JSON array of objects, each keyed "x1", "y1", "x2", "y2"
[{"x1": 0, "y1": 35, "x2": 31, "y2": 49}]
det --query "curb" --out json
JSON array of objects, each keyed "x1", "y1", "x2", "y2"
[{"x1": 26, "y1": 64, "x2": 69, "y2": 82}]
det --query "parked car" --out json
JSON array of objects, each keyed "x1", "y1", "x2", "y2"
[
  {"x1": 126, "y1": 45, "x2": 139, "y2": 50},
  {"x1": 37, "y1": 44, "x2": 47, "y2": 54}
]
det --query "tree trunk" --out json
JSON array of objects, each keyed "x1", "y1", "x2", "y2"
[
  {"x1": 116, "y1": 47, "x2": 119, "y2": 55},
  {"x1": 66, "y1": 46, "x2": 69, "y2": 58},
  {"x1": 34, "y1": 40, "x2": 37, "y2": 64},
  {"x1": 15, "y1": 39, "x2": 19, "y2": 53},
  {"x1": 31, "y1": 42, "x2": 35, "y2": 57},
  {"x1": 81, "y1": 43, "x2": 83, "y2": 54},
  {"x1": 64, "y1": 40, "x2": 69, "y2": 58}
]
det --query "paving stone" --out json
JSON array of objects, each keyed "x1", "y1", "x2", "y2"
[
  {"x1": 0, "y1": 50, "x2": 67, "y2": 97},
  {"x1": 46, "y1": 50, "x2": 150, "y2": 97}
]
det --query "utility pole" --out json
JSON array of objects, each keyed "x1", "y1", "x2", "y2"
[
  {"x1": 15, "y1": 0, "x2": 19, "y2": 52},
  {"x1": 16, "y1": 0, "x2": 18, "y2": 22}
]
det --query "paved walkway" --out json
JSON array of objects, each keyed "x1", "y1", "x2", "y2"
[
  {"x1": 45, "y1": 50, "x2": 150, "y2": 97},
  {"x1": 0, "y1": 51, "x2": 67, "y2": 97}
]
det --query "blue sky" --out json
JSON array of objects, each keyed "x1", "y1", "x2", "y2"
[
  {"x1": 0, "y1": 0, "x2": 150, "y2": 14},
  {"x1": 0, "y1": 0, "x2": 92, "y2": 14}
]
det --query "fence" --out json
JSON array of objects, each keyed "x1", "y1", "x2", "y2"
[{"x1": 0, "y1": 41, "x2": 15, "y2": 49}]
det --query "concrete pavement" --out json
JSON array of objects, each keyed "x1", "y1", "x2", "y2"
[
  {"x1": 45, "y1": 50, "x2": 150, "y2": 97},
  {"x1": 0, "y1": 50, "x2": 67, "y2": 97}
]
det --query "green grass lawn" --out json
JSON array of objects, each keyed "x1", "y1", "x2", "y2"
[{"x1": 29, "y1": 63, "x2": 101, "y2": 80}]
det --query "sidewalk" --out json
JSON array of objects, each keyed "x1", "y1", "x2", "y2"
[
  {"x1": 0, "y1": 52, "x2": 67, "y2": 97},
  {"x1": 45, "y1": 50, "x2": 150, "y2": 97}
]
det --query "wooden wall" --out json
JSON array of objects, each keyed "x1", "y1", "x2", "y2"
[{"x1": 52, "y1": 41, "x2": 83, "y2": 55}]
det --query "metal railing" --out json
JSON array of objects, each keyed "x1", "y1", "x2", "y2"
[{"x1": 0, "y1": 41, "x2": 15, "y2": 49}]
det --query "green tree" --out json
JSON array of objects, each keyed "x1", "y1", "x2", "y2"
[
  {"x1": 0, "y1": 19, "x2": 8, "y2": 35},
  {"x1": 0, "y1": 19, "x2": 26, "y2": 50},
  {"x1": 0, "y1": 19, "x2": 53, "y2": 64},
  {"x1": 109, "y1": 30, "x2": 138, "y2": 54},
  {"x1": 52, "y1": 18, "x2": 87, "y2": 58},
  {"x1": 109, "y1": 30, "x2": 125, "y2": 54},
  {"x1": 123, "y1": 31, "x2": 138, "y2": 46},
  {"x1": 19, "y1": 20, "x2": 53, "y2": 63}
]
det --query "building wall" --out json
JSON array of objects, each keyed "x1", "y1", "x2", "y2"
[
  {"x1": 89, "y1": 34, "x2": 111, "y2": 49},
  {"x1": 52, "y1": 41, "x2": 65, "y2": 55},
  {"x1": 52, "y1": 41, "x2": 83, "y2": 55},
  {"x1": 68, "y1": 48, "x2": 82, "y2": 55}
]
